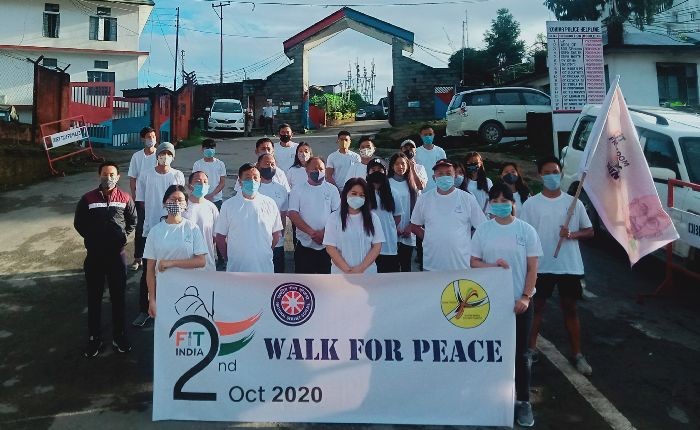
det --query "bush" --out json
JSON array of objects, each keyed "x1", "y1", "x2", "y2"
[
  {"x1": 343, "y1": 112, "x2": 355, "y2": 120},
  {"x1": 331, "y1": 112, "x2": 343, "y2": 121}
]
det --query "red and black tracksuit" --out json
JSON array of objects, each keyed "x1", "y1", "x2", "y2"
[{"x1": 74, "y1": 186, "x2": 137, "y2": 339}]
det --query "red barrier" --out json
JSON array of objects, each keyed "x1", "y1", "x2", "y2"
[
  {"x1": 638, "y1": 178, "x2": 700, "y2": 301},
  {"x1": 39, "y1": 115, "x2": 103, "y2": 176}
]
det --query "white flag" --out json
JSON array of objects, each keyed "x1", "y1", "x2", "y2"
[{"x1": 579, "y1": 77, "x2": 678, "y2": 265}]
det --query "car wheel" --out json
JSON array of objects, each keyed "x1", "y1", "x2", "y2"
[{"x1": 478, "y1": 122, "x2": 503, "y2": 145}]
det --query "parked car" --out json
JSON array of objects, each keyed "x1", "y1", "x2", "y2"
[
  {"x1": 206, "y1": 99, "x2": 245, "y2": 135},
  {"x1": 560, "y1": 105, "x2": 700, "y2": 263},
  {"x1": 356, "y1": 100, "x2": 389, "y2": 121},
  {"x1": 445, "y1": 87, "x2": 551, "y2": 144}
]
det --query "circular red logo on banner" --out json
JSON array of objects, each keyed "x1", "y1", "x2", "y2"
[{"x1": 271, "y1": 283, "x2": 315, "y2": 326}]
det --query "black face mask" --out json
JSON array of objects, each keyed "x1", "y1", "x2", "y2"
[
  {"x1": 503, "y1": 173, "x2": 518, "y2": 185},
  {"x1": 367, "y1": 171, "x2": 386, "y2": 184},
  {"x1": 466, "y1": 163, "x2": 479, "y2": 173},
  {"x1": 279, "y1": 135, "x2": 291, "y2": 143},
  {"x1": 403, "y1": 150, "x2": 414, "y2": 160},
  {"x1": 260, "y1": 167, "x2": 276, "y2": 180}
]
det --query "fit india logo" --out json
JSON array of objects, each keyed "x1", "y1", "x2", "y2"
[
  {"x1": 440, "y1": 279, "x2": 490, "y2": 329},
  {"x1": 168, "y1": 286, "x2": 261, "y2": 401},
  {"x1": 271, "y1": 283, "x2": 315, "y2": 326}
]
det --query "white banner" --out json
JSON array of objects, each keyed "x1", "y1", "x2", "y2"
[
  {"x1": 153, "y1": 269, "x2": 516, "y2": 426},
  {"x1": 46, "y1": 126, "x2": 88, "y2": 149}
]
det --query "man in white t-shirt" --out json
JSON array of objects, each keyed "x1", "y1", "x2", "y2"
[
  {"x1": 215, "y1": 163, "x2": 283, "y2": 273},
  {"x1": 414, "y1": 125, "x2": 447, "y2": 191},
  {"x1": 288, "y1": 157, "x2": 341, "y2": 274},
  {"x1": 133, "y1": 142, "x2": 185, "y2": 328},
  {"x1": 183, "y1": 171, "x2": 219, "y2": 271},
  {"x1": 262, "y1": 99, "x2": 276, "y2": 135},
  {"x1": 410, "y1": 159, "x2": 486, "y2": 271},
  {"x1": 520, "y1": 155, "x2": 594, "y2": 376},
  {"x1": 343, "y1": 135, "x2": 376, "y2": 185},
  {"x1": 126, "y1": 126, "x2": 157, "y2": 271},
  {"x1": 257, "y1": 153, "x2": 289, "y2": 273},
  {"x1": 234, "y1": 138, "x2": 290, "y2": 193},
  {"x1": 326, "y1": 130, "x2": 360, "y2": 192},
  {"x1": 192, "y1": 139, "x2": 226, "y2": 210},
  {"x1": 274, "y1": 123, "x2": 299, "y2": 172}
]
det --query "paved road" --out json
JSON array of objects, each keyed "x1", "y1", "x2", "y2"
[{"x1": 1, "y1": 119, "x2": 699, "y2": 429}]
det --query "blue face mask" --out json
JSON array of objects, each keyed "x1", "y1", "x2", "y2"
[
  {"x1": 241, "y1": 179, "x2": 260, "y2": 196},
  {"x1": 309, "y1": 171, "x2": 325, "y2": 183},
  {"x1": 435, "y1": 175, "x2": 455, "y2": 191},
  {"x1": 454, "y1": 175, "x2": 464, "y2": 187},
  {"x1": 421, "y1": 135, "x2": 434, "y2": 145},
  {"x1": 542, "y1": 173, "x2": 561, "y2": 191},
  {"x1": 490, "y1": 202, "x2": 513, "y2": 218},
  {"x1": 192, "y1": 183, "x2": 209, "y2": 199},
  {"x1": 203, "y1": 148, "x2": 215, "y2": 158}
]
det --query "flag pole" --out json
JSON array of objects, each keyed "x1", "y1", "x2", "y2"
[{"x1": 553, "y1": 171, "x2": 586, "y2": 257}]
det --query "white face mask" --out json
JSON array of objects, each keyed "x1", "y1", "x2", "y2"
[
  {"x1": 298, "y1": 152, "x2": 310, "y2": 163},
  {"x1": 359, "y1": 147, "x2": 375, "y2": 158},
  {"x1": 157, "y1": 154, "x2": 173, "y2": 166},
  {"x1": 144, "y1": 139, "x2": 156, "y2": 148}
]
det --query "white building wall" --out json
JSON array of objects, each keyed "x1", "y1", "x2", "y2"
[{"x1": 605, "y1": 50, "x2": 700, "y2": 106}]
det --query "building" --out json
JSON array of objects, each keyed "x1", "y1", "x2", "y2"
[{"x1": 0, "y1": 0, "x2": 153, "y2": 122}]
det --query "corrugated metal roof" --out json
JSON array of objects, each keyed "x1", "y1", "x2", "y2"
[
  {"x1": 98, "y1": 0, "x2": 155, "y2": 6},
  {"x1": 604, "y1": 23, "x2": 696, "y2": 47}
]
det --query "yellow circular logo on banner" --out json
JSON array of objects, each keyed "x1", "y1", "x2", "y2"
[{"x1": 440, "y1": 279, "x2": 490, "y2": 328}]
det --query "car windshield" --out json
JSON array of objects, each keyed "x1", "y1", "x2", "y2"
[
  {"x1": 679, "y1": 138, "x2": 700, "y2": 184},
  {"x1": 212, "y1": 101, "x2": 242, "y2": 113}
]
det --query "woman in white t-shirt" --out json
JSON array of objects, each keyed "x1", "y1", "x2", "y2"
[
  {"x1": 366, "y1": 158, "x2": 401, "y2": 273},
  {"x1": 499, "y1": 162, "x2": 531, "y2": 216},
  {"x1": 287, "y1": 142, "x2": 313, "y2": 190},
  {"x1": 465, "y1": 151, "x2": 492, "y2": 213},
  {"x1": 388, "y1": 152, "x2": 421, "y2": 272},
  {"x1": 470, "y1": 183, "x2": 543, "y2": 428},
  {"x1": 143, "y1": 185, "x2": 208, "y2": 318},
  {"x1": 323, "y1": 178, "x2": 384, "y2": 274}
]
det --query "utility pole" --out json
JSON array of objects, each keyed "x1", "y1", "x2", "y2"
[
  {"x1": 181, "y1": 50, "x2": 185, "y2": 85},
  {"x1": 173, "y1": 7, "x2": 180, "y2": 91},
  {"x1": 461, "y1": 9, "x2": 467, "y2": 85},
  {"x1": 212, "y1": 1, "x2": 231, "y2": 84}
]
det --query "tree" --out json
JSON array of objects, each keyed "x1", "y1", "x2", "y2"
[
  {"x1": 483, "y1": 9, "x2": 526, "y2": 71},
  {"x1": 544, "y1": 0, "x2": 674, "y2": 29},
  {"x1": 448, "y1": 48, "x2": 498, "y2": 86}
]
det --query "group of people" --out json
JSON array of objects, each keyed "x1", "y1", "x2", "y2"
[{"x1": 74, "y1": 123, "x2": 595, "y2": 428}]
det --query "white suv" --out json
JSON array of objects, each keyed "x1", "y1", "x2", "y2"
[
  {"x1": 445, "y1": 87, "x2": 551, "y2": 144},
  {"x1": 560, "y1": 105, "x2": 700, "y2": 263}
]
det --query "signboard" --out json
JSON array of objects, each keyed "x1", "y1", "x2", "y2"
[
  {"x1": 547, "y1": 21, "x2": 605, "y2": 155},
  {"x1": 153, "y1": 269, "x2": 516, "y2": 426},
  {"x1": 45, "y1": 126, "x2": 89, "y2": 150}
]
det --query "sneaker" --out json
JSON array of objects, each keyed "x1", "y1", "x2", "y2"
[
  {"x1": 526, "y1": 348, "x2": 539, "y2": 364},
  {"x1": 130, "y1": 259, "x2": 142, "y2": 271},
  {"x1": 516, "y1": 401, "x2": 534, "y2": 427},
  {"x1": 132, "y1": 312, "x2": 151, "y2": 327},
  {"x1": 112, "y1": 335, "x2": 132, "y2": 353},
  {"x1": 83, "y1": 336, "x2": 103, "y2": 358},
  {"x1": 575, "y1": 353, "x2": 593, "y2": 376}
]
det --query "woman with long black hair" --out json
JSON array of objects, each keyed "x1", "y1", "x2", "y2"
[
  {"x1": 366, "y1": 158, "x2": 400, "y2": 273},
  {"x1": 287, "y1": 141, "x2": 313, "y2": 190},
  {"x1": 465, "y1": 151, "x2": 492, "y2": 213},
  {"x1": 323, "y1": 177, "x2": 385, "y2": 274},
  {"x1": 387, "y1": 152, "x2": 421, "y2": 272},
  {"x1": 499, "y1": 162, "x2": 531, "y2": 216}
]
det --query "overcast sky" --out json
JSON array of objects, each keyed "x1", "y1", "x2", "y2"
[{"x1": 141, "y1": 0, "x2": 555, "y2": 102}]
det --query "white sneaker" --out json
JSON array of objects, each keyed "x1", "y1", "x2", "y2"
[
  {"x1": 575, "y1": 353, "x2": 593, "y2": 376},
  {"x1": 516, "y1": 401, "x2": 534, "y2": 427}
]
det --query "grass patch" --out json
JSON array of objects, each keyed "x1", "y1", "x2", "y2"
[{"x1": 176, "y1": 128, "x2": 206, "y2": 149}]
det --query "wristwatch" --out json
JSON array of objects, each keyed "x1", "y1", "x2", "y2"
[{"x1": 522, "y1": 292, "x2": 533, "y2": 299}]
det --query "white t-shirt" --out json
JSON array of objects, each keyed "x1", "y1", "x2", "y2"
[
  {"x1": 288, "y1": 181, "x2": 341, "y2": 250},
  {"x1": 415, "y1": 145, "x2": 447, "y2": 190},
  {"x1": 414, "y1": 162, "x2": 429, "y2": 186},
  {"x1": 259, "y1": 181, "x2": 289, "y2": 248},
  {"x1": 372, "y1": 191, "x2": 400, "y2": 255},
  {"x1": 323, "y1": 212, "x2": 385, "y2": 274},
  {"x1": 142, "y1": 218, "x2": 208, "y2": 265},
  {"x1": 183, "y1": 199, "x2": 219, "y2": 271},
  {"x1": 234, "y1": 168, "x2": 289, "y2": 192},
  {"x1": 127, "y1": 149, "x2": 157, "y2": 180},
  {"x1": 410, "y1": 188, "x2": 487, "y2": 271},
  {"x1": 192, "y1": 158, "x2": 227, "y2": 202},
  {"x1": 326, "y1": 150, "x2": 361, "y2": 191},
  {"x1": 519, "y1": 192, "x2": 592, "y2": 275},
  {"x1": 389, "y1": 177, "x2": 420, "y2": 246},
  {"x1": 471, "y1": 218, "x2": 543, "y2": 300},
  {"x1": 467, "y1": 177, "x2": 493, "y2": 214},
  {"x1": 343, "y1": 161, "x2": 369, "y2": 185},
  {"x1": 287, "y1": 165, "x2": 309, "y2": 190},
  {"x1": 136, "y1": 168, "x2": 186, "y2": 237},
  {"x1": 214, "y1": 193, "x2": 283, "y2": 273},
  {"x1": 274, "y1": 141, "x2": 299, "y2": 172}
]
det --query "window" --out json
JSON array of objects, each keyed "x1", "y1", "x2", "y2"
[
  {"x1": 571, "y1": 116, "x2": 596, "y2": 151},
  {"x1": 212, "y1": 101, "x2": 243, "y2": 113},
  {"x1": 87, "y1": 71, "x2": 115, "y2": 95},
  {"x1": 42, "y1": 58, "x2": 58, "y2": 68},
  {"x1": 43, "y1": 3, "x2": 60, "y2": 38},
  {"x1": 94, "y1": 60, "x2": 109, "y2": 69},
  {"x1": 672, "y1": 12, "x2": 679, "y2": 22},
  {"x1": 89, "y1": 8, "x2": 117, "y2": 41},
  {"x1": 522, "y1": 91, "x2": 550, "y2": 106},
  {"x1": 448, "y1": 93, "x2": 463, "y2": 111},
  {"x1": 657, "y1": 63, "x2": 699, "y2": 106},
  {"x1": 466, "y1": 92, "x2": 493, "y2": 106},
  {"x1": 494, "y1": 91, "x2": 521, "y2": 105},
  {"x1": 691, "y1": 12, "x2": 696, "y2": 21},
  {"x1": 640, "y1": 128, "x2": 680, "y2": 178},
  {"x1": 679, "y1": 138, "x2": 700, "y2": 183}
]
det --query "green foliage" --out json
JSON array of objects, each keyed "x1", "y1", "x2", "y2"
[
  {"x1": 448, "y1": 48, "x2": 497, "y2": 86},
  {"x1": 543, "y1": 0, "x2": 674, "y2": 29},
  {"x1": 310, "y1": 90, "x2": 366, "y2": 115},
  {"x1": 484, "y1": 9, "x2": 526, "y2": 71}
]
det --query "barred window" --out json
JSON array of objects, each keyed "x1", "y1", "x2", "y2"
[{"x1": 43, "y1": 3, "x2": 60, "y2": 38}]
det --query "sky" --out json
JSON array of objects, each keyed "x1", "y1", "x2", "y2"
[{"x1": 141, "y1": 0, "x2": 555, "y2": 102}]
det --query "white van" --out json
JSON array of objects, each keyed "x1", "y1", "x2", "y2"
[
  {"x1": 206, "y1": 99, "x2": 245, "y2": 134},
  {"x1": 560, "y1": 105, "x2": 700, "y2": 263}
]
